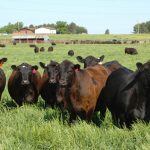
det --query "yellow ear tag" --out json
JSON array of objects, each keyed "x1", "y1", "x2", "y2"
[{"x1": 0, "y1": 63, "x2": 3, "y2": 68}]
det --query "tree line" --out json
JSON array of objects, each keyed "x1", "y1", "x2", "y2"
[
  {"x1": 0, "y1": 21, "x2": 87, "y2": 34},
  {"x1": 134, "y1": 21, "x2": 150, "y2": 33}
]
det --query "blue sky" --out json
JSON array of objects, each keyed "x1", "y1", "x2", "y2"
[{"x1": 0, "y1": 0, "x2": 149, "y2": 34}]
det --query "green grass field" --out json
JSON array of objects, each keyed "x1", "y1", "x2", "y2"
[{"x1": 0, "y1": 39, "x2": 150, "y2": 149}]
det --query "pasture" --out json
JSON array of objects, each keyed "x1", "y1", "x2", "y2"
[{"x1": 0, "y1": 41, "x2": 150, "y2": 149}]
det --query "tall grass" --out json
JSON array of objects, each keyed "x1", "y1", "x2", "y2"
[{"x1": 0, "y1": 41, "x2": 150, "y2": 149}]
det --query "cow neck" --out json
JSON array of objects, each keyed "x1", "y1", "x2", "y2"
[{"x1": 71, "y1": 70, "x2": 81, "y2": 87}]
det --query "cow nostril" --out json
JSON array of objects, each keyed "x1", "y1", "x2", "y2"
[
  {"x1": 49, "y1": 79, "x2": 56, "y2": 83},
  {"x1": 59, "y1": 80, "x2": 67, "y2": 86},
  {"x1": 21, "y1": 80, "x2": 29, "y2": 85}
]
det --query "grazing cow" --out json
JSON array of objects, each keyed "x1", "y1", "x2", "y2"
[
  {"x1": 8, "y1": 63, "x2": 41, "y2": 106},
  {"x1": 13, "y1": 41, "x2": 16, "y2": 45},
  {"x1": 125, "y1": 47, "x2": 138, "y2": 55},
  {"x1": 76, "y1": 55, "x2": 105, "y2": 68},
  {"x1": 29, "y1": 44, "x2": 36, "y2": 48},
  {"x1": 100, "y1": 60, "x2": 150, "y2": 128},
  {"x1": 0, "y1": 44, "x2": 6, "y2": 47},
  {"x1": 51, "y1": 42, "x2": 56, "y2": 46},
  {"x1": 68, "y1": 50, "x2": 74, "y2": 56},
  {"x1": 57, "y1": 60, "x2": 110, "y2": 122},
  {"x1": 39, "y1": 60, "x2": 60, "y2": 108},
  {"x1": 34, "y1": 46, "x2": 39, "y2": 53},
  {"x1": 40, "y1": 47, "x2": 45, "y2": 52},
  {"x1": 0, "y1": 58, "x2": 7, "y2": 100},
  {"x1": 48, "y1": 46, "x2": 53, "y2": 52}
]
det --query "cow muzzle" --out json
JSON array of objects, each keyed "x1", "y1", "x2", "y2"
[
  {"x1": 49, "y1": 79, "x2": 56, "y2": 84},
  {"x1": 59, "y1": 80, "x2": 67, "y2": 86},
  {"x1": 21, "y1": 80, "x2": 30, "y2": 85}
]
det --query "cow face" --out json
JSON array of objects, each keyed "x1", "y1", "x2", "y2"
[
  {"x1": 40, "y1": 61, "x2": 60, "y2": 84},
  {"x1": 58, "y1": 60, "x2": 80, "y2": 87},
  {"x1": 11, "y1": 63, "x2": 38, "y2": 85},
  {"x1": 76, "y1": 55, "x2": 104, "y2": 68}
]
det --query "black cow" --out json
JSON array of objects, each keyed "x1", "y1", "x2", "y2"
[
  {"x1": 51, "y1": 42, "x2": 56, "y2": 46},
  {"x1": 0, "y1": 44, "x2": 6, "y2": 47},
  {"x1": 76, "y1": 55, "x2": 105, "y2": 68},
  {"x1": 12, "y1": 41, "x2": 16, "y2": 45},
  {"x1": 48, "y1": 46, "x2": 53, "y2": 52},
  {"x1": 8, "y1": 63, "x2": 41, "y2": 106},
  {"x1": 0, "y1": 58, "x2": 7, "y2": 100},
  {"x1": 39, "y1": 61, "x2": 60, "y2": 108},
  {"x1": 76, "y1": 55, "x2": 126, "y2": 73},
  {"x1": 29, "y1": 44, "x2": 36, "y2": 48},
  {"x1": 125, "y1": 47, "x2": 138, "y2": 55},
  {"x1": 40, "y1": 47, "x2": 45, "y2": 52},
  {"x1": 100, "y1": 60, "x2": 150, "y2": 128},
  {"x1": 34, "y1": 46, "x2": 39, "y2": 53},
  {"x1": 68, "y1": 50, "x2": 74, "y2": 56}
]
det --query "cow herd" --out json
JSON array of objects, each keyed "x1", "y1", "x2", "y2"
[{"x1": 0, "y1": 52, "x2": 149, "y2": 128}]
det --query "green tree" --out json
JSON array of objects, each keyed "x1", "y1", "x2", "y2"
[
  {"x1": 105, "y1": 29, "x2": 110, "y2": 34},
  {"x1": 67, "y1": 22, "x2": 77, "y2": 34},
  {"x1": 76, "y1": 26, "x2": 87, "y2": 34},
  {"x1": 56, "y1": 21, "x2": 68, "y2": 34}
]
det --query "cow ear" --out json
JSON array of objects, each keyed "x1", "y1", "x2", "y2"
[
  {"x1": 32, "y1": 65, "x2": 38, "y2": 70},
  {"x1": 0, "y1": 57, "x2": 7, "y2": 63},
  {"x1": 50, "y1": 60, "x2": 59, "y2": 66},
  {"x1": 136, "y1": 62, "x2": 143, "y2": 72},
  {"x1": 11, "y1": 65, "x2": 17, "y2": 70},
  {"x1": 99, "y1": 55, "x2": 104, "y2": 62},
  {"x1": 39, "y1": 62, "x2": 46, "y2": 68},
  {"x1": 76, "y1": 56, "x2": 85, "y2": 63}
]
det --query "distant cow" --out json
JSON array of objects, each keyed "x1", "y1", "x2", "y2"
[
  {"x1": 34, "y1": 46, "x2": 39, "y2": 53},
  {"x1": 8, "y1": 63, "x2": 41, "y2": 106},
  {"x1": 29, "y1": 44, "x2": 36, "y2": 48},
  {"x1": 12, "y1": 41, "x2": 16, "y2": 45},
  {"x1": 48, "y1": 46, "x2": 53, "y2": 52},
  {"x1": 0, "y1": 58, "x2": 7, "y2": 100},
  {"x1": 125, "y1": 47, "x2": 138, "y2": 55},
  {"x1": 100, "y1": 60, "x2": 150, "y2": 128},
  {"x1": 39, "y1": 60, "x2": 60, "y2": 108},
  {"x1": 76, "y1": 55, "x2": 105, "y2": 68},
  {"x1": 57, "y1": 60, "x2": 110, "y2": 122},
  {"x1": 51, "y1": 42, "x2": 56, "y2": 46},
  {"x1": 40, "y1": 47, "x2": 45, "y2": 52},
  {"x1": 68, "y1": 50, "x2": 74, "y2": 56},
  {"x1": 0, "y1": 44, "x2": 6, "y2": 47}
]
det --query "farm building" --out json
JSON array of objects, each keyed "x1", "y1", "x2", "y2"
[
  {"x1": 12, "y1": 35, "x2": 49, "y2": 43},
  {"x1": 35, "y1": 27, "x2": 56, "y2": 34},
  {"x1": 12, "y1": 28, "x2": 34, "y2": 35}
]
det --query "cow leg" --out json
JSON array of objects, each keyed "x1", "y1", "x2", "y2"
[
  {"x1": 86, "y1": 108, "x2": 94, "y2": 122},
  {"x1": 112, "y1": 113, "x2": 120, "y2": 127},
  {"x1": 69, "y1": 111, "x2": 77, "y2": 123},
  {"x1": 99, "y1": 101, "x2": 107, "y2": 122}
]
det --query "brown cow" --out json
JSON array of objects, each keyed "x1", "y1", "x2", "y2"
[
  {"x1": 8, "y1": 63, "x2": 42, "y2": 106},
  {"x1": 125, "y1": 47, "x2": 138, "y2": 55},
  {"x1": 57, "y1": 60, "x2": 110, "y2": 122}
]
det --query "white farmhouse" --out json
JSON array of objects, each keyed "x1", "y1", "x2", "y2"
[{"x1": 35, "y1": 27, "x2": 56, "y2": 34}]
